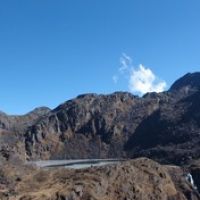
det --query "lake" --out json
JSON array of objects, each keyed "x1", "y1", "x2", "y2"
[{"x1": 28, "y1": 159, "x2": 125, "y2": 169}]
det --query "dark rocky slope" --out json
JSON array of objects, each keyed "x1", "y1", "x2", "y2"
[
  {"x1": 22, "y1": 73, "x2": 200, "y2": 167},
  {"x1": 170, "y1": 72, "x2": 200, "y2": 92},
  {"x1": 24, "y1": 92, "x2": 161, "y2": 160}
]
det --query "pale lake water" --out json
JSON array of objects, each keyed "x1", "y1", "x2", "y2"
[{"x1": 28, "y1": 159, "x2": 125, "y2": 169}]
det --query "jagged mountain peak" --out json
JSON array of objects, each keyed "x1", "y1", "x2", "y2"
[
  {"x1": 25, "y1": 106, "x2": 51, "y2": 116},
  {"x1": 170, "y1": 72, "x2": 200, "y2": 92}
]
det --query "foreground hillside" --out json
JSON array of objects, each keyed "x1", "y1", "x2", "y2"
[{"x1": 0, "y1": 158, "x2": 199, "y2": 200}]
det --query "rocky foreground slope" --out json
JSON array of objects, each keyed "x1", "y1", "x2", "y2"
[{"x1": 0, "y1": 158, "x2": 199, "y2": 200}]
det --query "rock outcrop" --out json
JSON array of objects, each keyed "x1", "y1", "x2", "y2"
[
  {"x1": 0, "y1": 107, "x2": 50, "y2": 161},
  {"x1": 0, "y1": 107, "x2": 50, "y2": 133}
]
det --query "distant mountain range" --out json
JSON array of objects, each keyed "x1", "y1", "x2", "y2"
[{"x1": 1, "y1": 72, "x2": 200, "y2": 167}]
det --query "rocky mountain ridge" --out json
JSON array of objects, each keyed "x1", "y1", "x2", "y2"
[
  {"x1": 1, "y1": 73, "x2": 200, "y2": 166},
  {"x1": 22, "y1": 72, "x2": 200, "y2": 166},
  {"x1": 0, "y1": 106, "x2": 51, "y2": 133}
]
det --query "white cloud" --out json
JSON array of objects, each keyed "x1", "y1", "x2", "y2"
[
  {"x1": 113, "y1": 54, "x2": 167, "y2": 95},
  {"x1": 112, "y1": 75, "x2": 118, "y2": 84},
  {"x1": 119, "y1": 53, "x2": 132, "y2": 73},
  {"x1": 129, "y1": 64, "x2": 167, "y2": 95}
]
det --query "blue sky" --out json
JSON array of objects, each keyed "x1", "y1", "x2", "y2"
[{"x1": 1, "y1": 0, "x2": 200, "y2": 114}]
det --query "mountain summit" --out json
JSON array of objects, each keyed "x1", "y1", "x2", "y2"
[{"x1": 170, "y1": 72, "x2": 200, "y2": 92}]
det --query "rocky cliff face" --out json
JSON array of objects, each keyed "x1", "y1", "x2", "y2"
[
  {"x1": 24, "y1": 73, "x2": 200, "y2": 166},
  {"x1": 0, "y1": 107, "x2": 50, "y2": 162},
  {"x1": 24, "y1": 92, "x2": 161, "y2": 160}
]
